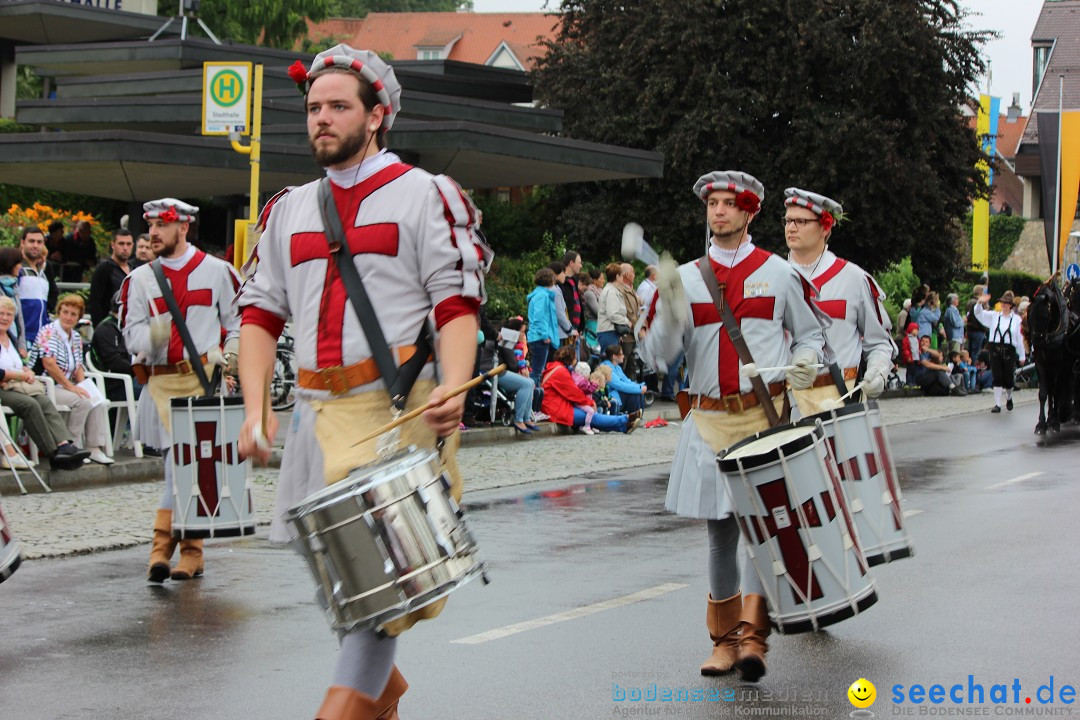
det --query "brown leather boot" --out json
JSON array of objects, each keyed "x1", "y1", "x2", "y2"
[
  {"x1": 700, "y1": 592, "x2": 742, "y2": 676},
  {"x1": 170, "y1": 538, "x2": 204, "y2": 580},
  {"x1": 147, "y1": 509, "x2": 176, "y2": 583},
  {"x1": 735, "y1": 593, "x2": 771, "y2": 682},
  {"x1": 316, "y1": 666, "x2": 409, "y2": 720}
]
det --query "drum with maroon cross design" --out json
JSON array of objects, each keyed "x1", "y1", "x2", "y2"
[
  {"x1": 796, "y1": 401, "x2": 914, "y2": 567},
  {"x1": 718, "y1": 422, "x2": 877, "y2": 634},
  {"x1": 170, "y1": 395, "x2": 256, "y2": 539}
]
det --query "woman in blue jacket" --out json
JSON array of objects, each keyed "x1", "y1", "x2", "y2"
[
  {"x1": 526, "y1": 267, "x2": 560, "y2": 375},
  {"x1": 601, "y1": 343, "x2": 646, "y2": 414}
]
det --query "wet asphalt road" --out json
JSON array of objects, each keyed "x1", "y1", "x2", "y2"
[{"x1": 3, "y1": 406, "x2": 1080, "y2": 720}]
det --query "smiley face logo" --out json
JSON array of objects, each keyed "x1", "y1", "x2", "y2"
[{"x1": 848, "y1": 678, "x2": 876, "y2": 708}]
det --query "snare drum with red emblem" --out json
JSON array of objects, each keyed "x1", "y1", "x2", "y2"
[{"x1": 718, "y1": 422, "x2": 877, "y2": 634}]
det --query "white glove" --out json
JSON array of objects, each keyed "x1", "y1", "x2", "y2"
[
  {"x1": 786, "y1": 347, "x2": 819, "y2": 390},
  {"x1": 861, "y1": 352, "x2": 892, "y2": 399},
  {"x1": 223, "y1": 337, "x2": 240, "y2": 374},
  {"x1": 656, "y1": 252, "x2": 688, "y2": 331},
  {"x1": 149, "y1": 315, "x2": 171, "y2": 348}
]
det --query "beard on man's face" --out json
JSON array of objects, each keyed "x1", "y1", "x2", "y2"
[{"x1": 310, "y1": 126, "x2": 371, "y2": 168}]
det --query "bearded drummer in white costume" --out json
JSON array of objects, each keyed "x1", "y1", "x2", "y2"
[
  {"x1": 782, "y1": 187, "x2": 895, "y2": 414},
  {"x1": 236, "y1": 45, "x2": 490, "y2": 720},
  {"x1": 640, "y1": 171, "x2": 825, "y2": 682},
  {"x1": 120, "y1": 198, "x2": 241, "y2": 582}
]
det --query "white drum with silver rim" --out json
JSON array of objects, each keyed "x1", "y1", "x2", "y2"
[
  {"x1": 170, "y1": 396, "x2": 256, "y2": 539},
  {"x1": 718, "y1": 422, "x2": 876, "y2": 634},
  {"x1": 286, "y1": 446, "x2": 487, "y2": 633},
  {"x1": 796, "y1": 400, "x2": 914, "y2": 566}
]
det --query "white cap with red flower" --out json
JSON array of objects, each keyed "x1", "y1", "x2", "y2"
[
  {"x1": 287, "y1": 44, "x2": 402, "y2": 132},
  {"x1": 143, "y1": 198, "x2": 198, "y2": 224},
  {"x1": 693, "y1": 171, "x2": 765, "y2": 214},
  {"x1": 784, "y1": 187, "x2": 844, "y2": 232}
]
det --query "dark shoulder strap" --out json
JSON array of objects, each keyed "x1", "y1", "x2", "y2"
[
  {"x1": 317, "y1": 178, "x2": 432, "y2": 411},
  {"x1": 697, "y1": 257, "x2": 781, "y2": 427},
  {"x1": 149, "y1": 260, "x2": 217, "y2": 397}
]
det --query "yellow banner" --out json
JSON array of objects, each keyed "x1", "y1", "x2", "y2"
[
  {"x1": 1058, "y1": 111, "x2": 1080, "y2": 270},
  {"x1": 972, "y1": 95, "x2": 991, "y2": 271}
]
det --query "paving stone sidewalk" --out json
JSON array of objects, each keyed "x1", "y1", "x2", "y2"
[{"x1": 1, "y1": 388, "x2": 1038, "y2": 560}]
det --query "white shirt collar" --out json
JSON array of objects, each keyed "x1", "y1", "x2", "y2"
[
  {"x1": 159, "y1": 243, "x2": 197, "y2": 271},
  {"x1": 325, "y1": 150, "x2": 400, "y2": 189},
  {"x1": 709, "y1": 236, "x2": 755, "y2": 267},
  {"x1": 789, "y1": 248, "x2": 836, "y2": 279}
]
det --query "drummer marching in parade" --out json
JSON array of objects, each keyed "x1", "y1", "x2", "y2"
[
  {"x1": 119, "y1": 199, "x2": 241, "y2": 583},
  {"x1": 782, "y1": 187, "x2": 895, "y2": 414},
  {"x1": 640, "y1": 170, "x2": 825, "y2": 682},
  {"x1": 236, "y1": 44, "x2": 491, "y2": 720}
]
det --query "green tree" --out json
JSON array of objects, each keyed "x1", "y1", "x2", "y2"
[
  {"x1": 158, "y1": 0, "x2": 330, "y2": 48},
  {"x1": 533, "y1": 0, "x2": 991, "y2": 288}
]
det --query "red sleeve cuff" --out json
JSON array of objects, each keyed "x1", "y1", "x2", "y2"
[
  {"x1": 241, "y1": 305, "x2": 287, "y2": 339},
  {"x1": 433, "y1": 296, "x2": 480, "y2": 329}
]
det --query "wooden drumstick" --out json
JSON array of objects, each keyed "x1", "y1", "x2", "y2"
[{"x1": 351, "y1": 364, "x2": 508, "y2": 447}]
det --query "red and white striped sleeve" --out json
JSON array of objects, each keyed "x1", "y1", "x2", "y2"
[{"x1": 419, "y1": 174, "x2": 493, "y2": 330}]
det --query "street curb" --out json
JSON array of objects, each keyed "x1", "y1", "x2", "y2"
[{"x1": 0, "y1": 454, "x2": 163, "y2": 496}]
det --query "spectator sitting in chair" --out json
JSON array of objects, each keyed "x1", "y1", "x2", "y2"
[
  {"x1": 541, "y1": 345, "x2": 639, "y2": 434},
  {"x1": 0, "y1": 296, "x2": 89, "y2": 470},
  {"x1": 29, "y1": 293, "x2": 114, "y2": 465}
]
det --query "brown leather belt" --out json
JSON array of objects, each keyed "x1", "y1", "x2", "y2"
[
  {"x1": 811, "y1": 366, "x2": 859, "y2": 388},
  {"x1": 683, "y1": 382, "x2": 786, "y2": 415},
  {"x1": 133, "y1": 353, "x2": 209, "y2": 382},
  {"x1": 297, "y1": 345, "x2": 430, "y2": 395}
]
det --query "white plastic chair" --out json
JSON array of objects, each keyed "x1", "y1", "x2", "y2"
[{"x1": 83, "y1": 354, "x2": 141, "y2": 457}]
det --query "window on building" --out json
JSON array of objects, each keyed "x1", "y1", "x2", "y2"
[
  {"x1": 1033, "y1": 43, "x2": 1052, "y2": 97},
  {"x1": 417, "y1": 48, "x2": 443, "y2": 61}
]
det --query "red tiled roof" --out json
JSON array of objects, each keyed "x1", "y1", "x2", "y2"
[
  {"x1": 966, "y1": 114, "x2": 1030, "y2": 158},
  {"x1": 307, "y1": 12, "x2": 560, "y2": 70}
]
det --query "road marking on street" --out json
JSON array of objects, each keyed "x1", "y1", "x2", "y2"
[
  {"x1": 451, "y1": 582, "x2": 688, "y2": 645},
  {"x1": 903, "y1": 509, "x2": 923, "y2": 518},
  {"x1": 986, "y1": 471, "x2": 1045, "y2": 491}
]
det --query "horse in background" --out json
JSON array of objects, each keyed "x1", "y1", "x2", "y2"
[{"x1": 1026, "y1": 277, "x2": 1073, "y2": 434}]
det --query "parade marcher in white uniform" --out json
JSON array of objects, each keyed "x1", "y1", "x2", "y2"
[
  {"x1": 120, "y1": 198, "x2": 241, "y2": 582},
  {"x1": 782, "y1": 188, "x2": 895, "y2": 415},
  {"x1": 236, "y1": 45, "x2": 491, "y2": 720},
  {"x1": 974, "y1": 290, "x2": 1025, "y2": 413},
  {"x1": 640, "y1": 171, "x2": 825, "y2": 683}
]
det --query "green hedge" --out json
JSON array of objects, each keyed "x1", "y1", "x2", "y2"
[
  {"x1": 958, "y1": 268, "x2": 1044, "y2": 300},
  {"x1": 963, "y1": 212, "x2": 1027, "y2": 269}
]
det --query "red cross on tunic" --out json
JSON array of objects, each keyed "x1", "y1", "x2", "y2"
[
  {"x1": 151, "y1": 251, "x2": 214, "y2": 364},
  {"x1": 811, "y1": 258, "x2": 848, "y2": 321},
  {"x1": 288, "y1": 163, "x2": 412, "y2": 368},
  {"x1": 689, "y1": 249, "x2": 777, "y2": 396},
  {"x1": 173, "y1": 421, "x2": 242, "y2": 517},
  {"x1": 742, "y1": 477, "x2": 825, "y2": 605}
]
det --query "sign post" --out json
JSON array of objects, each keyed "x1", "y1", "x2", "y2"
[{"x1": 202, "y1": 61, "x2": 262, "y2": 270}]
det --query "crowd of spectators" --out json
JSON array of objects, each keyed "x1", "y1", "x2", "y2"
[
  {"x1": 898, "y1": 279, "x2": 1027, "y2": 397},
  {"x1": 0, "y1": 218, "x2": 167, "y2": 472}
]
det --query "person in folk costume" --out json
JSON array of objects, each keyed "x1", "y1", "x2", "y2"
[
  {"x1": 781, "y1": 188, "x2": 896, "y2": 415},
  {"x1": 973, "y1": 289, "x2": 1025, "y2": 413},
  {"x1": 639, "y1": 171, "x2": 825, "y2": 682},
  {"x1": 119, "y1": 199, "x2": 241, "y2": 582},
  {"x1": 235, "y1": 45, "x2": 491, "y2": 720}
]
